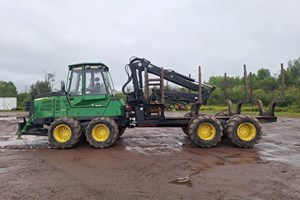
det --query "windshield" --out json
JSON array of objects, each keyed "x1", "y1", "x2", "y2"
[
  {"x1": 102, "y1": 69, "x2": 115, "y2": 95},
  {"x1": 68, "y1": 65, "x2": 114, "y2": 96}
]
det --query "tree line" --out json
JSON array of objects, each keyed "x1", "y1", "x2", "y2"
[
  {"x1": 206, "y1": 58, "x2": 300, "y2": 111},
  {"x1": 0, "y1": 72, "x2": 55, "y2": 109},
  {"x1": 0, "y1": 58, "x2": 299, "y2": 112}
]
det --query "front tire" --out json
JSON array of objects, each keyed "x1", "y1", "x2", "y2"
[
  {"x1": 48, "y1": 117, "x2": 82, "y2": 149},
  {"x1": 226, "y1": 115, "x2": 262, "y2": 148},
  {"x1": 85, "y1": 117, "x2": 119, "y2": 148},
  {"x1": 188, "y1": 114, "x2": 223, "y2": 147}
]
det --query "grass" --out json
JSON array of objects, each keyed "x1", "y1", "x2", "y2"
[
  {"x1": 172, "y1": 105, "x2": 300, "y2": 118},
  {"x1": 200, "y1": 105, "x2": 300, "y2": 118}
]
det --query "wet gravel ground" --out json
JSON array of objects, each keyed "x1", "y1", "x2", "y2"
[{"x1": 0, "y1": 112, "x2": 299, "y2": 199}]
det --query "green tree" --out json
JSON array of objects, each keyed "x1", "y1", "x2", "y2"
[
  {"x1": 114, "y1": 91, "x2": 126, "y2": 102},
  {"x1": 0, "y1": 81, "x2": 17, "y2": 97},
  {"x1": 17, "y1": 92, "x2": 31, "y2": 109},
  {"x1": 260, "y1": 77, "x2": 278, "y2": 92},
  {"x1": 207, "y1": 76, "x2": 224, "y2": 89},
  {"x1": 257, "y1": 68, "x2": 271, "y2": 79},
  {"x1": 30, "y1": 72, "x2": 55, "y2": 96},
  {"x1": 286, "y1": 58, "x2": 300, "y2": 86},
  {"x1": 207, "y1": 87, "x2": 223, "y2": 105}
]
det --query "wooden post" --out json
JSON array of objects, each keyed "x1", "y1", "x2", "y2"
[
  {"x1": 249, "y1": 72, "x2": 253, "y2": 102},
  {"x1": 188, "y1": 74, "x2": 191, "y2": 94},
  {"x1": 198, "y1": 66, "x2": 202, "y2": 104},
  {"x1": 224, "y1": 73, "x2": 227, "y2": 99},
  {"x1": 144, "y1": 68, "x2": 149, "y2": 100},
  {"x1": 244, "y1": 64, "x2": 249, "y2": 102},
  {"x1": 160, "y1": 67, "x2": 164, "y2": 104},
  {"x1": 280, "y1": 63, "x2": 285, "y2": 101}
]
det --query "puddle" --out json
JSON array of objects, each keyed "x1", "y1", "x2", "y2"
[
  {"x1": 169, "y1": 177, "x2": 193, "y2": 187},
  {"x1": 0, "y1": 166, "x2": 18, "y2": 174},
  {"x1": 0, "y1": 136, "x2": 10, "y2": 141},
  {"x1": 0, "y1": 135, "x2": 49, "y2": 149},
  {"x1": 121, "y1": 128, "x2": 187, "y2": 155},
  {"x1": 0, "y1": 117, "x2": 17, "y2": 120},
  {"x1": 125, "y1": 146, "x2": 181, "y2": 155},
  {"x1": 256, "y1": 139, "x2": 300, "y2": 167}
]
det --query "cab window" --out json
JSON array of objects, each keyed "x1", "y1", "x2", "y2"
[
  {"x1": 85, "y1": 66, "x2": 107, "y2": 94},
  {"x1": 69, "y1": 67, "x2": 82, "y2": 96}
]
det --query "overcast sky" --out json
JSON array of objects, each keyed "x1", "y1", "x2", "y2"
[{"x1": 1, "y1": 0, "x2": 300, "y2": 92}]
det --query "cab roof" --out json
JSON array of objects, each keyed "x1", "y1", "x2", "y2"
[{"x1": 68, "y1": 63, "x2": 109, "y2": 70}]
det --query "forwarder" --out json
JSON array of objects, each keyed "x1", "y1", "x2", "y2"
[{"x1": 18, "y1": 57, "x2": 280, "y2": 149}]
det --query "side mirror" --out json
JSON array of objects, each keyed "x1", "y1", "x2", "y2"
[{"x1": 61, "y1": 81, "x2": 66, "y2": 92}]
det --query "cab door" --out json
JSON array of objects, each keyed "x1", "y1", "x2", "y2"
[
  {"x1": 68, "y1": 66, "x2": 85, "y2": 107},
  {"x1": 67, "y1": 65, "x2": 110, "y2": 108},
  {"x1": 83, "y1": 65, "x2": 110, "y2": 107}
]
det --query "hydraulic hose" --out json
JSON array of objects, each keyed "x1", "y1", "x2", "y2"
[{"x1": 122, "y1": 64, "x2": 133, "y2": 95}]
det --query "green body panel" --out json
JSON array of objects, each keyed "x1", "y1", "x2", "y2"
[
  {"x1": 17, "y1": 62, "x2": 127, "y2": 139},
  {"x1": 33, "y1": 95, "x2": 125, "y2": 119}
]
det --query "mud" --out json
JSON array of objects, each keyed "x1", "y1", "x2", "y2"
[{"x1": 0, "y1": 112, "x2": 299, "y2": 199}]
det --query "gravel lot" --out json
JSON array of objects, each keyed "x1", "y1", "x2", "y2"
[{"x1": 0, "y1": 112, "x2": 299, "y2": 199}]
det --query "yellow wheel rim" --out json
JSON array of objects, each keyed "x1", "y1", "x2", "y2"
[
  {"x1": 197, "y1": 123, "x2": 216, "y2": 140},
  {"x1": 237, "y1": 122, "x2": 256, "y2": 141},
  {"x1": 92, "y1": 124, "x2": 110, "y2": 142},
  {"x1": 53, "y1": 124, "x2": 72, "y2": 143}
]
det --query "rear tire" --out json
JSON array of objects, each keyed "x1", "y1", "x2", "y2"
[
  {"x1": 85, "y1": 117, "x2": 119, "y2": 148},
  {"x1": 118, "y1": 127, "x2": 126, "y2": 137},
  {"x1": 181, "y1": 127, "x2": 189, "y2": 136},
  {"x1": 188, "y1": 114, "x2": 223, "y2": 147},
  {"x1": 215, "y1": 112, "x2": 229, "y2": 138},
  {"x1": 48, "y1": 117, "x2": 82, "y2": 149},
  {"x1": 184, "y1": 112, "x2": 192, "y2": 117},
  {"x1": 226, "y1": 115, "x2": 262, "y2": 148},
  {"x1": 182, "y1": 112, "x2": 192, "y2": 136}
]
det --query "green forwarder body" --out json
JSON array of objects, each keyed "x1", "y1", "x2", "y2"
[
  {"x1": 19, "y1": 57, "x2": 280, "y2": 149},
  {"x1": 33, "y1": 95, "x2": 125, "y2": 123},
  {"x1": 19, "y1": 63, "x2": 128, "y2": 149}
]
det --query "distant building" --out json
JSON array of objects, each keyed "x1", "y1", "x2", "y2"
[{"x1": 0, "y1": 97, "x2": 17, "y2": 110}]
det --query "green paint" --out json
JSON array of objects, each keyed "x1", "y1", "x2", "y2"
[{"x1": 18, "y1": 63, "x2": 126, "y2": 138}]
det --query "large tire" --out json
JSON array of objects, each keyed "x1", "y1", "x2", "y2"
[
  {"x1": 215, "y1": 112, "x2": 229, "y2": 138},
  {"x1": 118, "y1": 127, "x2": 126, "y2": 137},
  {"x1": 226, "y1": 115, "x2": 262, "y2": 148},
  {"x1": 188, "y1": 114, "x2": 223, "y2": 147},
  {"x1": 184, "y1": 112, "x2": 192, "y2": 117},
  {"x1": 48, "y1": 117, "x2": 82, "y2": 149},
  {"x1": 181, "y1": 127, "x2": 189, "y2": 136},
  {"x1": 181, "y1": 112, "x2": 192, "y2": 136},
  {"x1": 85, "y1": 117, "x2": 119, "y2": 148}
]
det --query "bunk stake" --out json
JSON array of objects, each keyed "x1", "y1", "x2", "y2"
[
  {"x1": 224, "y1": 73, "x2": 228, "y2": 100},
  {"x1": 198, "y1": 66, "x2": 202, "y2": 104},
  {"x1": 160, "y1": 67, "x2": 165, "y2": 104},
  {"x1": 144, "y1": 67, "x2": 149, "y2": 100},
  {"x1": 254, "y1": 63, "x2": 286, "y2": 117},
  {"x1": 244, "y1": 64, "x2": 249, "y2": 102},
  {"x1": 280, "y1": 63, "x2": 286, "y2": 101},
  {"x1": 249, "y1": 72, "x2": 253, "y2": 102}
]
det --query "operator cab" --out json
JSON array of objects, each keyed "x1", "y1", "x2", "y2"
[{"x1": 67, "y1": 63, "x2": 114, "y2": 96}]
